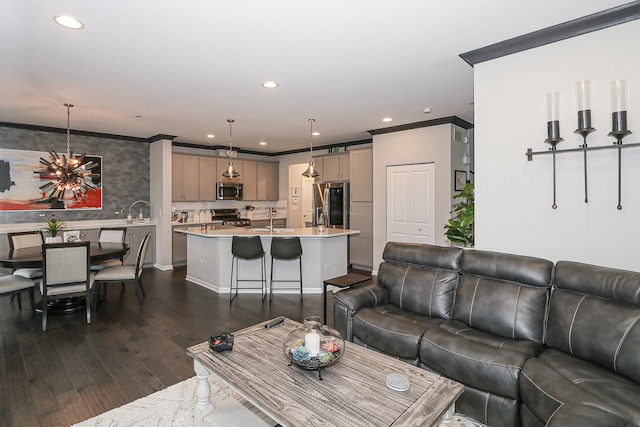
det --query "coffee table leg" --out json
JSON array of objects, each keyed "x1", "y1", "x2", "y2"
[
  {"x1": 194, "y1": 359, "x2": 215, "y2": 426},
  {"x1": 437, "y1": 402, "x2": 455, "y2": 426}
]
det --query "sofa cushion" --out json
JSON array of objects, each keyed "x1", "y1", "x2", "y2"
[
  {"x1": 353, "y1": 305, "x2": 443, "y2": 359},
  {"x1": 520, "y1": 349, "x2": 640, "y2": 426},
  {"x1": 548, "y1": 261, "x2": 640, "y2": 384},
  {"x1": 453, "y1": 249, "x2": 553, "y2": 344},
  {"x1": 377, "y1": 262, "x2": 458, "y2": 319},
  {"x1": 421, "y1": 320, "x2": 544, "y2": 400},
  {"x1": 382, "y1": 241, "x2": 462, "y2": 271}
]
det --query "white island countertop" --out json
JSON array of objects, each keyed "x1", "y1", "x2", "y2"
[
  {"x1": 175, "y1": 226, "x2": 359, "y2": 238},
  {"x1": 178, "y1": 226, "x2": 359, "y2": 294}
]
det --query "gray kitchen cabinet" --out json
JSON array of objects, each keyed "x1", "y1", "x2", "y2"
[
  {"x1": 242, "y1": 160, "x2": 258, "y2": 200},
  {"x1": 172, "y1": 226, "x2": 188, "y2": 265},
  {"x1": 349, "y1": 148, "x2": 372, "y2": 269},
  {"x1": 257, "y1": 161, "x2": 279, "y2": 201},
  {"x1": 0, "y1": 234, "x2": 9, "y2": 276},
  {"x1": 313, "y1": 156, "x2": 322, "y2": 183},
  {"x1": 125, "y1": 226, "x2": 155, "y2": 266},
  {"x1": 320, "y1": 153, "x2": 349, "y2": 182},
  {"x1": 172, "y1": 154, "x2": 200, "y2": 201},
  {"x1": 350, "y1": 148, "x2": 373, "y2": 202},
  {"x1": 79, "y1": 228, "x2": 100, "y2": 242},
  {"x1": 199, "y1": 157, "x2": 217, "y2": 201},
  {"x1": 251, "y1": 218, "x2": 287, "y2": 228},
  {"x1": 349, "y1": 201, "x2": 373, "y2": 269}
]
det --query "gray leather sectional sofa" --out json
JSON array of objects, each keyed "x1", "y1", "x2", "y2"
[{"x1": 333, "y1": 242, "x2": 640, "y2": 427}]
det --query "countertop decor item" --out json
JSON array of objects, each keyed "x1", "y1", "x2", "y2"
[
  {"x1": 283, "y1": 316, "x2": 344, "y2": 380},
  {"x1": 38, "y1": 216, "x2": 67, "y2": 242},
  {"x1": 35, "y1": 103, "x2": 100, "y2": 201}
]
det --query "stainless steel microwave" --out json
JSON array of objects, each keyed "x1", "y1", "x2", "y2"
[{"x1": 216, "y1": 182, "x2": 243, "y2": 200}]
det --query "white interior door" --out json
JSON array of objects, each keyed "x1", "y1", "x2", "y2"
[{"x1": 387, "y1": 163, "x2": 435, "y2": 244}]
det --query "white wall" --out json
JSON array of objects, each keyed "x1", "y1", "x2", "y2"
[
  {"x1": 475, "y1": 20, "x2": 640, "y2": 271},
  {"x1": 372, "y1": 124, "x2": 454, "y2": 270}
]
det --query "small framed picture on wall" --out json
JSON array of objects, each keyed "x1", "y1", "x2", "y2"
[{"x1": 454, "y1": 170, "x2": 467, "y2": 191}]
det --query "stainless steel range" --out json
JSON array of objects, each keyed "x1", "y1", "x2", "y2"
[{"x1": 212, "y1": 208, "x2": 251, "y2": 227}]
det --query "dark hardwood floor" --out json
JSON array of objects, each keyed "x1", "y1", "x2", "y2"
[{"x1": 0, "y1": 266, "x2": 349, "y2": 427}]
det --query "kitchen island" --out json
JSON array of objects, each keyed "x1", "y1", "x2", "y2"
[{"x1": 175, "y1": 226, "x2": 359, "y2": 294}]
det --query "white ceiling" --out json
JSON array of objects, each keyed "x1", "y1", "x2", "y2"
[{"x1": 0, "y1": 0, "x2": 630, "y2": 154}]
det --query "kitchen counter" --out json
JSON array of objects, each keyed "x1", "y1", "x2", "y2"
[
  {"x1": 0, "y1": 218, "x2": 156, "y2": 234},
  {"x1": 174, "y1": 226, "x2": 357, "y2": 238},
  {"x1": 177, "y1": 227, "x2": 359, "y2": 294}
]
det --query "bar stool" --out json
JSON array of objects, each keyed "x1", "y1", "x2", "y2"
[
  {"x1": 230, "y1": 236, "x2": 266, "y2": 303},
  {"x1": 270, "y1": 236, "x2": 303, "y2": 302}
]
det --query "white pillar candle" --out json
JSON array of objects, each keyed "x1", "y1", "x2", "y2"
[{"x1": 305, "y1": 332, "x2": 320, "y2": 356}]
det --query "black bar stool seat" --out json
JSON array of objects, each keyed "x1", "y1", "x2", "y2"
[
  {"x1": 270, "y1": 236, "x2": 303, "y2": 302},
  {"x1": 230, "y1": 236, "x2": 266, "y2": 303}
]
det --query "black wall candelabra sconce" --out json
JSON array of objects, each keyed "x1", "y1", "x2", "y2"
[{"x1": 527, "y1": 79, "x2": 637, "y2": 210}]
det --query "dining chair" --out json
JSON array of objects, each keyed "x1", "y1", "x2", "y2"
[
  {"x1": 0, "y1": 274, "x2": 37, "y2": 316},
  {"x1": 93, "y1": 232, "x2": 150, "y2": 304},
  {"x1": 90, "y1": 227, "x2": 127, "y2": 271},
  {"x1": 8, "y1": 231, "x2": 44, "y2": 280},
  {"x1": 41, "y1": 241, "x2": 94, "y2": 331}
]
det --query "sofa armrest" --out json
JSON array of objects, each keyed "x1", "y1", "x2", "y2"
[{"x1": 333, "y1": 282, "x2": 388, "y2": 341}]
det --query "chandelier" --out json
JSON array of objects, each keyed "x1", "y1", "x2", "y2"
[
  {"x1": 302, "y1": 119, "x2": 320, "y2": 178},
  {"x1": 37, "y1": 103, "x2": 99, "y2": 200},
  {"x1": 222, "y1": 118, "x2": 240, "y2": 178}
]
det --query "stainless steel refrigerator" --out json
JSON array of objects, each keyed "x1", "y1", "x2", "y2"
[{"x1": 312, "y1": 182, "x2": 350, "y2": 228}]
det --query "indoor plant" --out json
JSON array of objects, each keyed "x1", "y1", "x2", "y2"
[
  {"x1": 444, "y1": 182, "x2": 474, "y2": 247},
  {"x1": 38, "y1": 216, "x2": 68, "y2": 242}
]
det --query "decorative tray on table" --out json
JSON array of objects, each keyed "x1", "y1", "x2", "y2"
[{"x1": 283, "y1": 316, "x2": 345, "y2": 379}]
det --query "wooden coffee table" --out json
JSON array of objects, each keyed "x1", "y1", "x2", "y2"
[{"x1": 187, "y1": 318, "x2": 463, "y2": 427}]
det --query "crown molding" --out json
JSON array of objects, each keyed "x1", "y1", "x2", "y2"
[{"x1": 460, "y1": 1, "x2": 640, "y2": 66}]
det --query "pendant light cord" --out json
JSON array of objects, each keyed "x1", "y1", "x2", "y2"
[
  {"x1": 64, "y1": 103, "x2": 73, "y2": 157},
  {"x1": 309, "y1": 118, "x2": 315, "y2": 159}
]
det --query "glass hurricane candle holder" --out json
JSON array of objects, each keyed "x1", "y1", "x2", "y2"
[{"x1": 283, "y1": 316, "x2": 345, "y2": 380}]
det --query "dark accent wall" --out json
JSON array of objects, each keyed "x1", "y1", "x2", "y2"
[{"x1": 0, "y1": 126, "x2": 150, "y2": 224}]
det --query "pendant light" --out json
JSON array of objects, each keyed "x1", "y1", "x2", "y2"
[
  {"x1": 37, "y1": 103, "x2": 99, "y2": 200},
  {"x1": 302, "y1": 118, "x2": 320, "y2": 178},
  {"x1": 222, "y1": 118, "x2": 240, "y2": 178}
]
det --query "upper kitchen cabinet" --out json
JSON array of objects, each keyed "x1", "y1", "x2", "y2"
[
  {"x1": 199, "y1": 157, "x2": 217, "y2": 201},
  {"x1": 257, "y1": 161, "x2": 279, "y2": 201},
  {"x1": 216, "y1": 158, "x2": 243, "y2": 182},
  {"x1": 172, "y1": 154, "x2": 199, "y2": 201},
  {"x1": 350, "y1": 149, "x2": 373, "y2": 202},
  {"x1": 312, "y1": 156, "x2": 322, "y2": 183},
  {"x1": 321, "y1": 153, "x2": 350, "y2": 182},
  {"x1": 242, "y1": 160, "x2": 258, "y2": 200}
]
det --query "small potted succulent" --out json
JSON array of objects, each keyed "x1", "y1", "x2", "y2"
[{"x1": 38, "y1": 216, "x2": 68, "y2": 243}]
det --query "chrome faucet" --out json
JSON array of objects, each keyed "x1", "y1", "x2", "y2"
[
  {"x1": 128, "y1": 200, "x2": 153, "y2": 221},
  {"x1": 268, "y1": 206, "x2": 273, "y2": 230}
]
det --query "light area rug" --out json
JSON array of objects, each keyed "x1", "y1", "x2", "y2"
[{"x1": 73, "y1": 375, "x2": 486, "y2": 427}]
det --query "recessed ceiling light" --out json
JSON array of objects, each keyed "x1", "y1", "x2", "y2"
[
  {"x1": 259, "y1": 141, "x2": 267, "y2": 146},
  {"x1": 207, "y1": 134, "x2": 215, "y2": 138},
  {"x1": 53, "y1": 15, "x2": 85, "y2": 29},
  {"x1": 262, "y1": 81, "x2": 279, "y2": 88},
  {"x1": 311, "y1": 131, "x2": 320, "y2": 136},
  {"x1": 382, "y1": 117, "x2": 392, "y2": 122}
]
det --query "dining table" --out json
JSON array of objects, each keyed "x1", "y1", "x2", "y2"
[{"x1": 0, "y1": 242, "x2": 129, "y2": 313}]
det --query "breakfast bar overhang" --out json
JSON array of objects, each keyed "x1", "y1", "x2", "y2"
[{"x1": 175, "y1": 227, "x2": 359, "y2": 294}]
